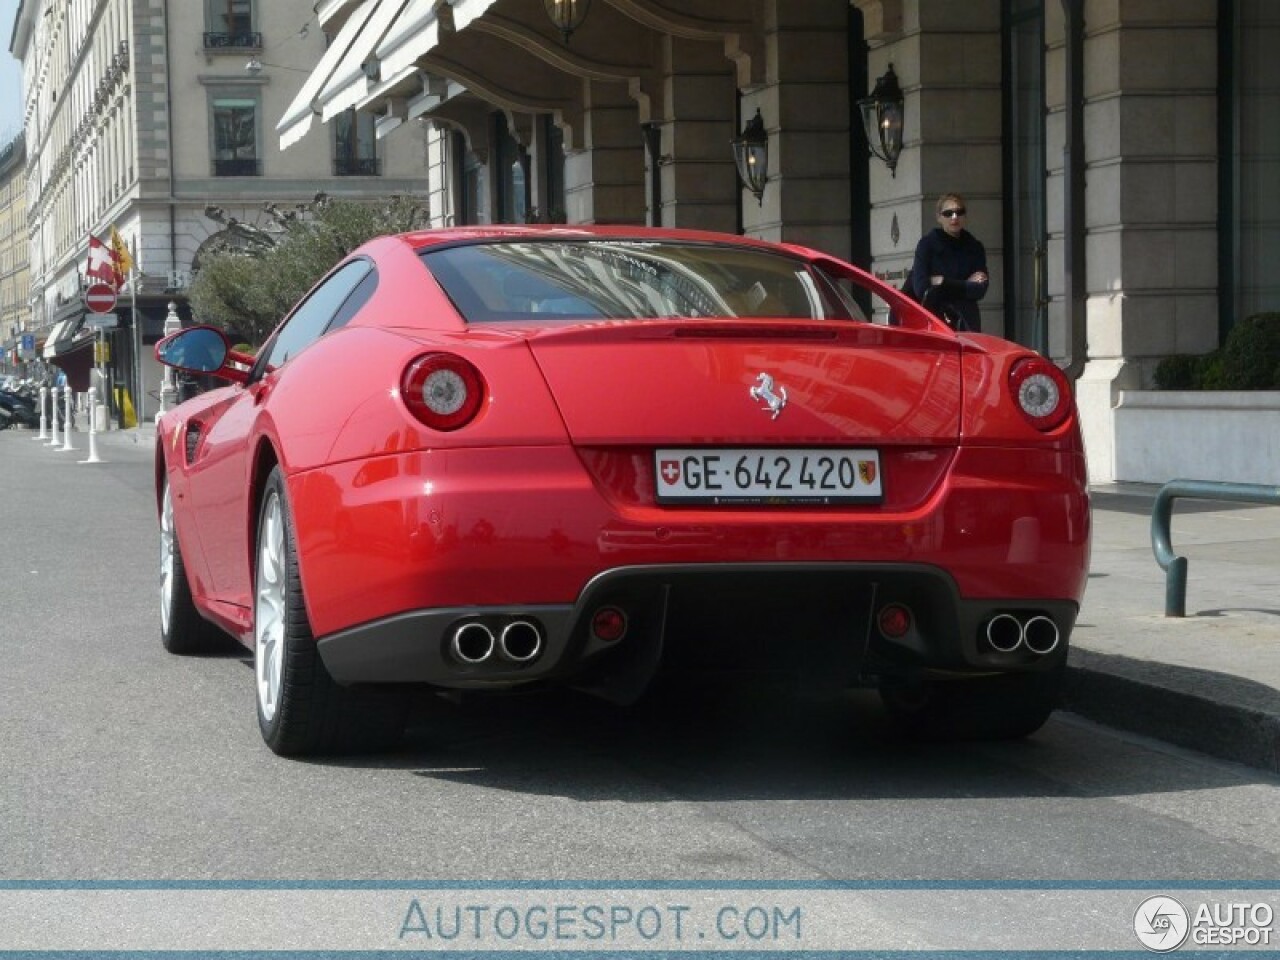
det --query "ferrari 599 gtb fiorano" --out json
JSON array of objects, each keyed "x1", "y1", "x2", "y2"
[{"x1": 154, "y1": 226, "x2": 1089, "y2": 756}]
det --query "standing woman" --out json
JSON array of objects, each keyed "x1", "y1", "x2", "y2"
[{"x1": 908, "y1": 193, "x2": 989, "y2": 331}]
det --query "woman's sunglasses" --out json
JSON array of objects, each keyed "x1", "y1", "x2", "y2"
[{"x1": 940, "y1": 208, "x2": 966, "y2": 219}]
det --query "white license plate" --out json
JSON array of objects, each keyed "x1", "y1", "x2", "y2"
[{"x1": 655, "y1": 448, "x2": 882, "y2": 504}]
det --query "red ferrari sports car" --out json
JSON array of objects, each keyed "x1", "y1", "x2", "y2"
[{"x1": 155, "y1": 225, "x2": 1089, "y2": 756}]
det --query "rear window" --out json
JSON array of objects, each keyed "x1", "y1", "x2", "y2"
[{"x1": 420, "y1": 240, "x2": 864, "y2": 324}]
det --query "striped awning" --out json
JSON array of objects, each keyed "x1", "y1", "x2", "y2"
[
  {"x1": 277, "y1": 0, "x2": 499, "y2": 148},
  {"x1": 42, "y1": 315, "x2": 93, "y2": 359},
  {"x1": 317, "y1": 0, "x2": 417, "y2": 123},
  {"x1": 276, "y1": 0, "x2": 383, "y2": 150}
]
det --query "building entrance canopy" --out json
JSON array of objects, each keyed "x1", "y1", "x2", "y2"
[{"x1": 278, "y1": 0, "x2": 499, "y2": 149}]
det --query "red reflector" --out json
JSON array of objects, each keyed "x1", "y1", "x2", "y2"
[
  {"x1": 877, "y1": 604, "x2": 912, "y2": 639},
  {"x1": 591, "y1": 607, "x2": 627, "y2": 643}
]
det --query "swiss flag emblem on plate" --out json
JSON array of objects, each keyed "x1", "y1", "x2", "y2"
[{"x1": 659, "y1": 460, "x2": 680, "y2": 485}]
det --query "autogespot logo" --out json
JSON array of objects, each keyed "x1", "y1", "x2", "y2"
[{"x1": 1134, "y1": 896, "x2": 1191, "y2": 952}]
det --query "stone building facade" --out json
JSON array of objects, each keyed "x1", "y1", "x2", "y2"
[
  {"x1": 9, "y1": 0, "x2": 425, "y2": 421},
  {"x1": 0, "y1": 133, "x2": 28, "y2": 371},
  {"x1": 284, "y1": 0, "x2": 1278, "y2": 484}
]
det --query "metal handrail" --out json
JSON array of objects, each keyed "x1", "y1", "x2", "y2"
[{"x1": 1151, "y1": 479, "x2": 1280, "y2": 616}]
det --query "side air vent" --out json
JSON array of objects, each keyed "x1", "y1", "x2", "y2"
[{"x1": 184, "y1": 421, "x2": 203, "y2": 465}]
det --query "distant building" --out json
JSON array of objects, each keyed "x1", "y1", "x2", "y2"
[
  {"x1": 9, "y1": 0, "x2": 426, "y2": 422},
  {"x1": 0, "y1": 132, "x2": 27, "y2": 374}
]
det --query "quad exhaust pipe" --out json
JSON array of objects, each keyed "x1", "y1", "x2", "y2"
[
  {"x1": 451, "y1": 622, "x2": 496, "y2": 664},
  {"x1": 984, "y1": 612, "x2": 1060, "y2": 655},
  {"x1": 449, "y1": 619, "x2": 545, "y2": 665},
  {"x1": 499, "y1": 620, "x2": 543, "y2": 663},
  {"x1": 1022, "y1": 615, "x2": 1060, "y2": 654}
]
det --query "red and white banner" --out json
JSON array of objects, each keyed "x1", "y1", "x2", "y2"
[{"x1": 86, "y1": 233, "x2": 117, "y2": 289}]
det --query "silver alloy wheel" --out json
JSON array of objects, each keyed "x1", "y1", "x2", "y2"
[
  {"x1": 160, "y1": 483, "x2": 175, "y2": 635},
  {"x1": 255, "y1": 491, "x2": 286, "y2": 724}
]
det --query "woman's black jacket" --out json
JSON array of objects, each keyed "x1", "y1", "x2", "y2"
[{"x1": 908, "y1": 227, "x2": 989, "y2": 331}]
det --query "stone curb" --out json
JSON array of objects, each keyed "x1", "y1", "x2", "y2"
[{"x1": 1065, "y1": 649, "x2": 1280, "y2": 775}]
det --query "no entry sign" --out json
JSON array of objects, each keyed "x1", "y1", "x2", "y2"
[{"x1": 84, "y1": 283, "x2": 117, "y2": 314}]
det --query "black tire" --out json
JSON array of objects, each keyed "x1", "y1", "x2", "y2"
[
  {"x1": 253, "y1": 466, "x2": 407, "y2": 756},
  {"x1": 879, "y1": 662, "x2": 1064, "y2": 741},
  {"x1": 160, "y1": 479, "x2": 230, "y2": 654}
]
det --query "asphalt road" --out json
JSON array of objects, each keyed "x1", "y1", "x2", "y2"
[{"x1": 2, "y1": 428, "x2": 1279, "y2": 883}]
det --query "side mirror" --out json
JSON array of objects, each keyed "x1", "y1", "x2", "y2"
[{"x1": 154, "y1": 326, "x2": 251, "y2": 384}]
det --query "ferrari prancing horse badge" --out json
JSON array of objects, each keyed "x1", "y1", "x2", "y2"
[{"x1": 749, "y1": 372, "x2": 787, "y2": 419}]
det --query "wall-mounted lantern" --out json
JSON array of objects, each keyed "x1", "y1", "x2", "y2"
[
  {"x1": 731, "y1": 108, "x2": 768, "y2": 206},
  {"x1": 543, "y1": 0, "x2": 590, "y2": 42},
  {"x1": 858, "y1": 63, "x2": 904, "y2": 176}
]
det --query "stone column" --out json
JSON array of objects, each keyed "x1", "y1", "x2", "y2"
[
  {"x1": 563, "y1": 80, "x2": 645, "y2": 224},
  {"x1": 1066, "y1": 1, "x2": 1219, "y2": 482},
  {"x1": 854, "y1": 0, "x2": 1002, "y2": 326},
  {"x1": 742, "y1": 0, "x2": 853, "y2": 260},
  {"x1": 654, "y1": 37, "x2": 738, "y2": 232}
]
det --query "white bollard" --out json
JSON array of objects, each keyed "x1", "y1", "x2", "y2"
[
  {"x1": 78, "y1": 386, "x2": 103, "y2": 464},
  {"x1": 34, "y1": 387, "x2": 48, "y2": 440},
  {"x1": 46, "y1": 388, "x2": 61, "y2": 447},
  {"x1": 59, "y1": 386, "x2": 74, "y2": 452}
]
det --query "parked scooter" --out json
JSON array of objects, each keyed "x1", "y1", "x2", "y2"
[{"x1": 0, "y1": 382, "x2": 42, "y2": 429}]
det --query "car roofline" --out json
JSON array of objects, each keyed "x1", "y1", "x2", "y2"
[{"x1": 398, "y1": 224, "x2": 801, "y2": 255}]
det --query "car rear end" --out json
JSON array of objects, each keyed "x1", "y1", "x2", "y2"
[{"x1": 303, "y1": 233, "x2": 1088, "y2": 705}]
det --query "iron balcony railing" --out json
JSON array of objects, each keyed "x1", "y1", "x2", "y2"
[
  {"x1": 333, "y1": 156, "x2": 382, "y2": 176},
  {"x1": 203, "y1": 31, "x2": 263, "y2": 49},
  {"x1": 213, "y1": 157, "x2": 262, "y2": 177}
]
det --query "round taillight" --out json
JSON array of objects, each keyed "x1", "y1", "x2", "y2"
[
  {"x1": 1009, "y1": 356, "x2": 1072, "y2": 431},
  {"x1": 401, "y1": 353, "x2": 485, "y2": 431}
]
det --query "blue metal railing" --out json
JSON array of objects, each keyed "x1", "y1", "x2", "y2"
[{"x1": 1150, "y1": 479, "x2": 1280, "y2": 616}]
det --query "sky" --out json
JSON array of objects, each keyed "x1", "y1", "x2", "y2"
[{"x1": 1, "y1": 0, "x2": 22, "y2": 144}]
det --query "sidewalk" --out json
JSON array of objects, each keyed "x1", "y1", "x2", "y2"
[
  {"x1": 1068, "y1": 484, "x2": 1280, "y2": 774},
  {"x1": 77, "y1": 425, "x2": 1280, "y2": 774},
  {"x1": 101, "y1": 423, "x2": 156, "y2": 446}
]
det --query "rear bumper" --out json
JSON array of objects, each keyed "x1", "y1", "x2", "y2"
[
  {"x1": 290, "y1": 443, "x2": 1090, "y2": 644},
  {"x1": 315, "y1": 562, "x2": 1078, "y2": 695}
]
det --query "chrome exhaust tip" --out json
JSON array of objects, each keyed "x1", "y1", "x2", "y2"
[
  {"x1": 986, "y1": 613, "x2": 1025, "y2": 653},
  {"x1": 1022, "y1": 615, "x2": 1060, "y2": 655},
  {"x1": 498, "y1": 620, "x2": 544, "y2": 663},
  {"x1": 451, "y1": 622, "x2": 496, "y2": 664}
]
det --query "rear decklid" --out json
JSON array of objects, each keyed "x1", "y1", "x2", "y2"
[{"x1": 525, "y1": 320, "x2": 963, "y2": 445}]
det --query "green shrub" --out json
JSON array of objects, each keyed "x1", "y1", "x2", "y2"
[
  {"x1": 189, "y1": 195, "x2": 430, "y2": 347},
  {"x1": 1215, "y1": 312, "x2": 1280, "y2": 389},
  {"x1": 1153, "y1": 353, "x2": 1209, "y2": 390},
  {"x1": 1154, "y1": 312, "x2": 1280, "y2": 389},
  {"x1": 1199, "y1": 355, "x2": 1226, "y2": 390}
]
